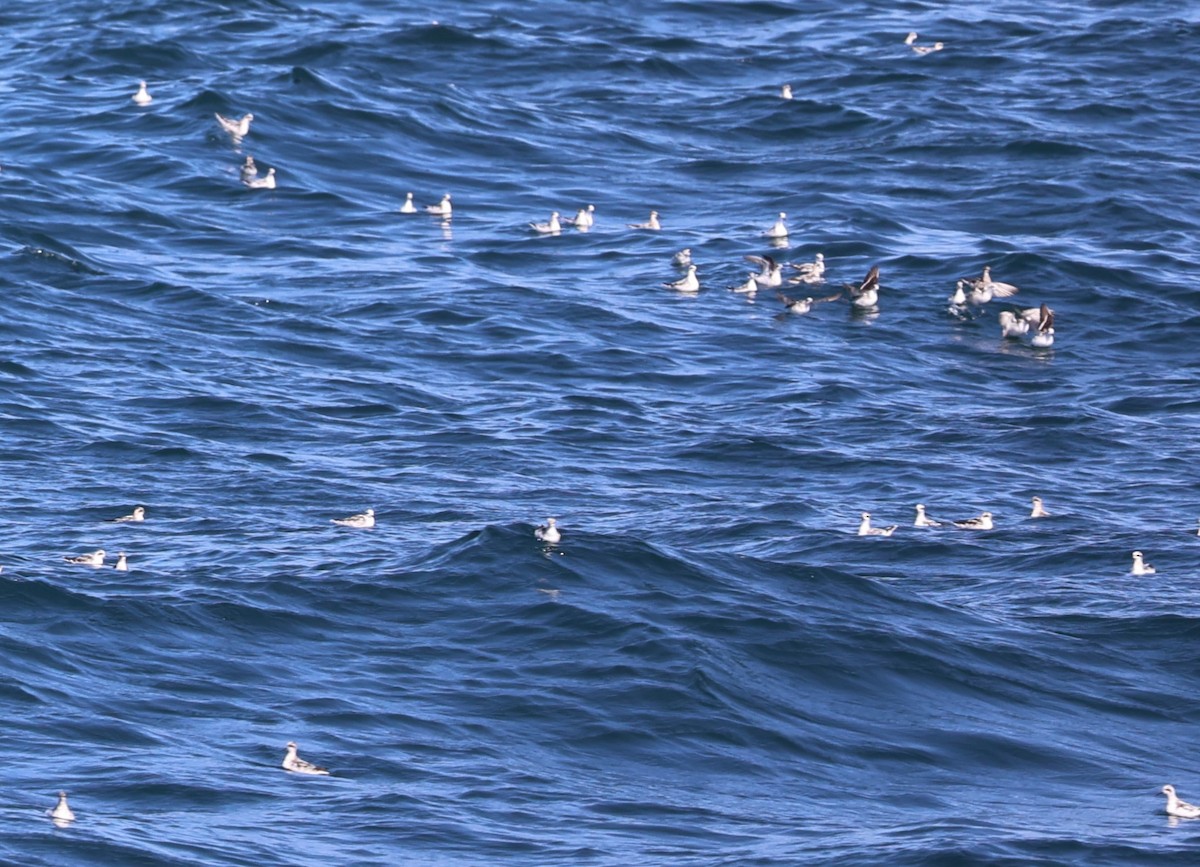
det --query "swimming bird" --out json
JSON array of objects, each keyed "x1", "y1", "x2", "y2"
[
  {"x1": 1031, "y1": 304, "x2": 1055, "y2": 348},
  {"x1": 763, "y1": 212, "x2": 788, "y2": 239},
  {"x1": 1030, "y1": 496, "x2": 1050, "y2": 518},
  {"x1": 425, "y1": 193, "x2": 452, "y2": 218},
  {"x1": 115, "y1": 553, "x2": 128, "y2": 572},
  {"x1": 998, "y1": 310, "x2": 1030, "y2": 339},
  {"x1": 731, "y1": 273, "x2": 759, "y2": 295},
  {"x1": 399, "y1": 192, "x2": 417, "y2": 213},
  {"x1": 905, "y1": 32, "x2": 945, "y2": 54},
  {"x1": 1195, "y1": 518, "x2": 1200, "y2": 537},
  {"x1": 914, "y1": 504, "x2": 943, "y2": 527},
  {"x1": 628, "y1": 210, "x2": 660, "y2": 230},
  {"x1": 1162, "y1": 785, "x2": 1200, "y2": 818},
  {"x1": 789, "y1": 252, "x2": 826, "y2": 284},
  {"x1": 775, "y1": 290, "x2": 840, "y2": 315},
  {"x1": 332, "y1": 508, "x2": 375, "y2": 528},
  {"x1": 244, "y1": 167, "x2": 276, "y2": 189},
  {"x1": 535, "y1": 518, "x2": 561, "y2": 543},
  {"x1": 529, "y1": 211, "x2": 562, "y2": 235},
  {"x1": 953, "y1": 512, "x2": 994, "y2": 530},
  {"x1": 858, "y1": 512, "x2": 897, "y2": 537},
  {"x1": 948, "y1": 280, "x2": 968, "y2": 308},
  {"x1": 664, "y1": 265, "x2": 700, "y2": 293},
  {"x1": 780, "y1": 84, "x2": 793, "y2": 100},
  {"x1": 282, "y1": 741, "x2": 330, "y2": 775},
  {"x1": 132, "y1": 81, "x2": 153, "y2": 105},
  {"x1": 672, "y1": 248, "x2": 693, "y2": 268},
  {"x1": 1131, "y1": 550, "x2": 1156, "y2": 575},
  {"x1": 240, "y1": 155, "x2": 258, "y2": 183},
  {"x1": 50, "y1": 791, "x2": 75, "y2": 823},
  {"x1": 963, "y1": 266, "x2": 1020, "y2": 305},
  {"x1": 215, "y1": 112, "x2": 253, "y2": 137},
  {"x1": 843, "y1": 265, "x2": 881, "y2": 309},
  {"x1": 113, "y1": 506, "x2": 146, "y2": 522},
  {"x1": 563, "y1": 204, "x2": 595, "y2": 228},
  {"x1": 65, "y1": 549, "x2": 106, "y2": 567},
  {"x1": 746, "y1": 254, "x2": 784, "y2": 289}
]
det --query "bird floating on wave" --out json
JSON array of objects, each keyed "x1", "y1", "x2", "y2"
[
  {"x1": 535, "y1": 518, "x2": 561, "y2": 543},
  {"x1": 789, "y1": 253, "x2": 826, "y2": 284},
  {"x1": 844, "y1": 265, "x2": 881, "y2": 309},
  {"x1": 49, "y1": 791, "x2": 75, "y2": 824},
  {"x1": 132, "y1": 81, "x2": 153, "y2": 105},
  {"x1": 1163, "y1": 785, "x2": 1200, "y2": 818},
  {"x1": 1131, "y1": 550, "x2": 1156, "y2": 575},
  {"x1": 425, "y1": 193, "x2": 452, "y2": 218},
  {"x1": 905, "y1": 32, "x2": 945, "y2": 54},
  {"x1": 282, "y1": 741, "x2": 330, "y2": 775},
  {"x1": 1031, "y1": 304, "x2": 1055, "y2": 348},
  {"x1": 244, "y1": 167, "x2": 276, "y2": 189},
  {"x1": 113, "y1": 506, "x2": 146, "y2": 523},
  {"x1": 780, "y1": 84, "x2": 793, "y2": 100},
  {"x1": 563, "y1": 204, "x2": 595, "y2": 229},
  {"x1": 240, "y1": 155, "x2": 258, "y2": 183},
  {"x1": 215, "y1": 112, "x2": 253, "y2": 137},
  {"x1": 65, "y1": 549, "x2": 105, "y2": 567},
  {"x1": 914, "y1": 504, "x2": 943, "y2": 527},
  {"x1": 672, "y1": 248, "x2": 692, "y2": 268},
  {"x1": 530, "y1": 211, "x2": 562, "y2": 235},
  {"x1": 332, "y1": 508, "x2": 375, "y2": 528},
  {"x1": 763, "y1": 212, "x2": 788, "y2": 239},
  {"x1": 1030, "y1": 496, "x2": 1050, "y2": 518},
  {"x1": 399, "y1": 192, "x2": 417, "y2": 213},
  {"x1": 115, "y1": 552, "x2": 128, "y2": 572},
  {"x1": 664, "y1": 265, "x2": 700, "y2": 293},
  {"x1": 746, "y1": 254, "x2": 783, "y2": 289},
  {"x1": 776, "y1": 290, "x2": 840, "y2": 315},
  {"x1": 628, "y1": 210, "x2": 660, "y2": 230},
  {"x1": 953, "y1": 512, "x2": 993, "y2": 530},
  {"x1": 858, "y1": 512, "x2": 897, "y2": 537},
  {"x1": 963, "y1": 266, "x2": 1019, "y2": 306}
]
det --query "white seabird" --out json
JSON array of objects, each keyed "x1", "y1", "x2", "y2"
[
  {"x1": 215, "y1": 112, "x2": 253, "y2": 137},
  {"x1": 731, "y1": 273, "x2": 759, "y2": 295},
  {"x1": 905, "y1": 32, "x2": 944, "y2": 54},
  {"x1": 332, "y1": 508, "x2": 375, "y2": 528},
  {"x1": 1030, "y1": 496, "x2": 1050, "y2": 518},
  {"x1": 948, "y1": 280, "x2": 968, "y2": 308},
  {"x1": 775, "y1": 290, "x2": 840, "y2": 315},
  {"x1": 1163, "y1": 785, "x2": 1200, "y2": 818},
  {"x1": 789, "y1": 252, "x2": 826, "y2": 284},
  {"x1": 132, "y1": 81, "x2": 153, "y2": 105},
  {"x1": 745, "y1": 254, "x2": 784, "y2": 289},
  {"x1": 65, "y1": 549, "x2": 106, "y2": 567},
  {"x1": 115, "y1": 553, "x2": 128, "y2": 572},
  {"x1": 998, "y1": 310, "x2": 1030, "y2": 339},
  {"x1": 240, "y1": 155, "x2": 258, "y2": 183},
  {"x1": 963, "y1": 266, "x2": 1020, "y2": 306},
  {"x1": 399, "y1": 192, "x2": 417, "y2": 213},
  {"x1": 628, "y1": 210, "x2": 660, "y2": 230},
  {"x1": 282, "y1": 741, "x2": 330, "y2": 775},
  {"x1": 914, "y1": 504, "x2": 943, "y2": 527},
  {"x1": 953, "y1": 512, "x2": 994, "y2": 530},
  {"x1": 858, "y1": 512, "x2": 897, "y2": 537},
  {"x1": 672, "y1": 248, "x2": 693, "y2": 267},
  {"x1": 1131, "y1": 550, "x2": 1156, "y2": 575},
  {"x1": 50, "y1": 791, "x2": 75, "y2": 823},
  {"x1": 844, "y1": 265, "x2": 881, "y2": 309},
  {"x1": 244, "y1": 167, "x2": 276, "y2": 189},
  {"x1": 780, "y1": 84, "x2": 793, "y2": 100},
  {"x1": 763, "y1": 212, "x2": 788, "y2": 239},
  {"x1": 113, "y1": 506, "x2": 146, "y2": 522},
  {"x1": 535, "y1": 518, "x2": 561, "y2": 543},
  {"x1": 563, "y1": 204, "x2": 595, "y2": 228},
  {"x1": 664, "y1": 265, "x2": 700, "y2": 293},
  {"x1": 1031, "y1": 304, "x2": 1055, "y2": 348},
  {"x1": 425, "y1": 193, "x2": 453, "y2": 218},
  {"x1": 530, "y1": 211, "x2": 562, "y2": 235}
]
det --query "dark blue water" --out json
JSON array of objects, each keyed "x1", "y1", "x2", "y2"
[{"x1": 3, "y1": 0, "x2": 1200, "y2": 863}]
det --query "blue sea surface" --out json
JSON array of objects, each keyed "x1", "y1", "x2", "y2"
[{"x1": 2, "y1": 0, "x2": 1200, "y2": 863}]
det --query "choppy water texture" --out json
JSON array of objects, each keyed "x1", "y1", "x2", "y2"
[{"x1": 2, "y1": 0, "x2": 1200, "y2": 863}]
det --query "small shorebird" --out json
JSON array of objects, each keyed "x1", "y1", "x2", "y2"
[
  {"x1": 50, "y1": 791, "x2": 75, "y2": 823},
  {"x1": 780, "y1": 84, "x2": 793, "y2": 100},
  {"x1": 628, "y1": 210, "x2": 661, "y2": 230},
  {"x1": 844, "y1": 265, "x2": 881, "y2": 309},
  {"x1": 535, "y1": 518, "x2": 561, "y2": 543},
  {"x1": 788, "y1": 252, "x2": 825, "y2": 284},
  {"x1": 65, "y1": 549, "x2": 106, "y2": 567},
  {"x1": 1162, "y1": 785, "x2": 1200, "y2": 818},
  {"x1": 529, "y1": 211, "x2": 562, "y2": 235},
  {"x1": 763, "y1": 212, "x2": 788, "y2": 239},
  {"x1": 1030, "y1": 497, "x2": 1050, "y2": 518},
  {"x1": 663, "y1": 265, "x2": 700, "y2": 294},
  {"x1": 282, "y1": 741, "x2": 330, "y2": 775},
  {"x1": 332, "y1": 508, "x2": 375, "y2": 528},
  {"x1": 132, "y1": 80, "x2": 153, "y2": 105},
  {"x1": 244, "y1": 167, "x2": 276, "y2": 189},
  {"x1": 425, "y1": 193, "x2": 452, "y2": 218},
  {"x1": 215, "y1": 112, "x2": 253, "y2": 137},
  {"x1": 1031, "y1": 303, "x2": 1055, "y2": 348},
  {"x1": 113, "y1": 506, "x2": 146, "y2": 523},
  {"x1": 857, "y1": 512, "x2": 897, "y2": 537},
  {"x1": 914, "y1": 504, "x2": 943, "y2": 527},
  {"x1": 399, "y1": 192, "x2": 417, "y2": 213},
  {"x1": 953, "y1": 512, "x2": 994, "y2": 530},
  {"x1": 1131, "y1": 550, "x2": 1156, "y2": 575},
  {"x1": 776, "y1": 291, "x2": 840, "y2": 315}
]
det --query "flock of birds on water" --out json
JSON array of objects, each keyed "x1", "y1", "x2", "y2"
[{"x1": 32, "y1": 29, "x2": 1184, "y2": 825}]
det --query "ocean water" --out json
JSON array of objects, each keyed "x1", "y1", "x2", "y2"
[{"x1": 2, "y1": 0, "x2": 1200, "y2": 863}]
